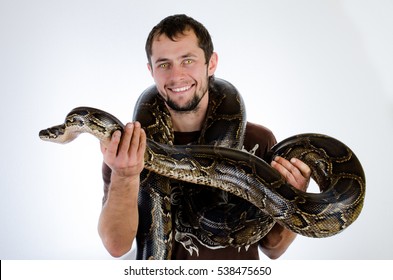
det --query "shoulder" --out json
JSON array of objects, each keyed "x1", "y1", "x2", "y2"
[{"x1": 244, "y1": 122, "x2": 277, "y2": 159}]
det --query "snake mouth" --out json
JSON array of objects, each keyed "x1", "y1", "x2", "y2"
[{"x1": 38, "y1": 129, "x2": 49, "y2": 140}]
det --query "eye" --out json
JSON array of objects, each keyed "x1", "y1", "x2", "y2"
[
  {"x1": 182, "y1": 59, "x2": 193, "y2": 65},
  {"x1": 158, "y1": 63, "x2": 170, "y2": 69}
]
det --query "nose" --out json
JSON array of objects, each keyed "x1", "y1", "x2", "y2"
[{"x1": 169, "y1": 64, "x2": 185, "y2": 82}]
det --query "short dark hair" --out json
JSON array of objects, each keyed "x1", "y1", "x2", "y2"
[{"x1": 145, "y1": 14, "x2": 214, "y2": 66}]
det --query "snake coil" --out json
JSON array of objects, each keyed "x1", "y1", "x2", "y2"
[{"x1": 39, "y1": 79, "x2": 365, "y2": 259}]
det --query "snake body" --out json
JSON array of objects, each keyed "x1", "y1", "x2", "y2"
[{"x1": 39, "y1": 79, "x2": 365, "y2": 259}]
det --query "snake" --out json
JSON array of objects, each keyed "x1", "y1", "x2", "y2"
[{"x1": 39, "y1": 79, "x2": 366, "y2": 259}]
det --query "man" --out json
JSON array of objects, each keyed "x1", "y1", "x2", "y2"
[{"x1": 98, "y1": 14, "x2": 311, "y2": 259}]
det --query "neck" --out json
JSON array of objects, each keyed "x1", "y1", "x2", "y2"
[{"x1": 168, "y1": 92, "x2": 209, "y2": 132}]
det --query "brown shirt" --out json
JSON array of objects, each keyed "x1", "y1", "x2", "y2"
[{"x1": 102, "y1": 122, "x2": 277, "y2": 259}]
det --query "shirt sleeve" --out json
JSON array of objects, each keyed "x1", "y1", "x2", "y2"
[{"x1": 243, "y1": 122, "x2": 277, "y2": 161}]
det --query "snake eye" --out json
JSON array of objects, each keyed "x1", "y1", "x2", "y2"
[
  {"x1": 45, "y1": 128, "x2": 59, "y2": 138},
  {"x1": 66, "y1": 118, "x2": 84, "y2": 127}
]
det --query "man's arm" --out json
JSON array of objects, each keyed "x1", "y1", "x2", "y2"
[
  {"x1": 97, "y1": 122, "x2": 146, "y2": 257},
  {"x1": 260, "y1": 156, "x2": 311, "y2": 259}
]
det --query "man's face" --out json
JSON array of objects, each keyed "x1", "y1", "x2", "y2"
[{"x1": 148, "y1": 29, "x2": 217, "y2": 112}]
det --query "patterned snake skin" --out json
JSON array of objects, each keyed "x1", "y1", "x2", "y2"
[{"x1": 39, "y1": 79, "x2": 366, "y2": 259}]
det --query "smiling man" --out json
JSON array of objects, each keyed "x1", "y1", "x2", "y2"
[
  {"x1": 98, "y1": 14, "x2": 311, "y2": 260},
  {"x1": 146, "y1": 23, "x2": 217, "y2": 132}
]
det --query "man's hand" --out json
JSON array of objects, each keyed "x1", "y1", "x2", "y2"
[
  {"x1": 100, "y1": 121, "x2": 146, "y2": 179},
  {"x1": 271, "y1": 156, "x2": 311, "y2": 191},
  {"x1": 98, "y1": 122, "x2": 146, "y2": 257}
]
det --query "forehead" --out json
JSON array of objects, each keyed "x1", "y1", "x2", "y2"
[{"x1": 150, "y1": 29, "x2": 203, "y2": 61}]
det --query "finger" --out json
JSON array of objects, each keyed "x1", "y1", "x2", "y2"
[
  {"x1": 137, "y1": 125, "x2": 146, "y2": 160},
  {"x1": 272, "y1": 156, "x2": 310, "y2": 189},
  {"x1": 100, "y1": 141, "x2": 106, "y2": 154},
  {"x1": 106, "y1": 130, "x2": 121, "y2": 159},
  {"x1": 273, "y1": 156, "x2": 301, "y2": 177},
  {"x1": 271, "y1": 156, "x2": 295, "y2": 182},
  {"x1": 273, "y1": 156, "x2": 311, "y2": 191},
  {"x1": 118, "y1": 122, "x2": 134, "y2": 156},
  {"x1": 290, "y1": 158, "x2": 312, "y2": 178},
  {"x1": 128, "y1": 122, "x2": 141, "y2": 157}
]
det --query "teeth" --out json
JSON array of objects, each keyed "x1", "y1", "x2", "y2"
[{"x1": 172, "y1": 85, "x2": 191, "y2": 92}]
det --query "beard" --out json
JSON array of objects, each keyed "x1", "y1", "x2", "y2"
[
  {"x1": 165, "y1": 92, "x2": 204, "y2": 112},
  {"x1": 165, "y1": 79, "x2": 209, "y2": 113}
]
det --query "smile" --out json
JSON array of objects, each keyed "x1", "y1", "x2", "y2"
[{"x1": 170, "y1": 85, "x2": 193, "y2": 93}]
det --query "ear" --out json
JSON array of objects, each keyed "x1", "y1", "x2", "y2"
[
  {"x1": 207, "y1": 52, "x2": 218, "y2": 76},
  {"x1": 147, "y1": 62, "x2": 153, "y2": 77}
]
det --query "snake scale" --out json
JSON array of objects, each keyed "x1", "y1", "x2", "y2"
[{"x1": 39, "y1": 79, "x2": 366, "y2": 259}]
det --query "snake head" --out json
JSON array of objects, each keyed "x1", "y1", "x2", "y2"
[{"x1": 39, "y1": 124, "x2": 71, "y2": 144}]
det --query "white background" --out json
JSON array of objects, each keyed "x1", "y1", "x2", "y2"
[{"x1": 0, "y1": 0, "x2": 392, "y2": 260}]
